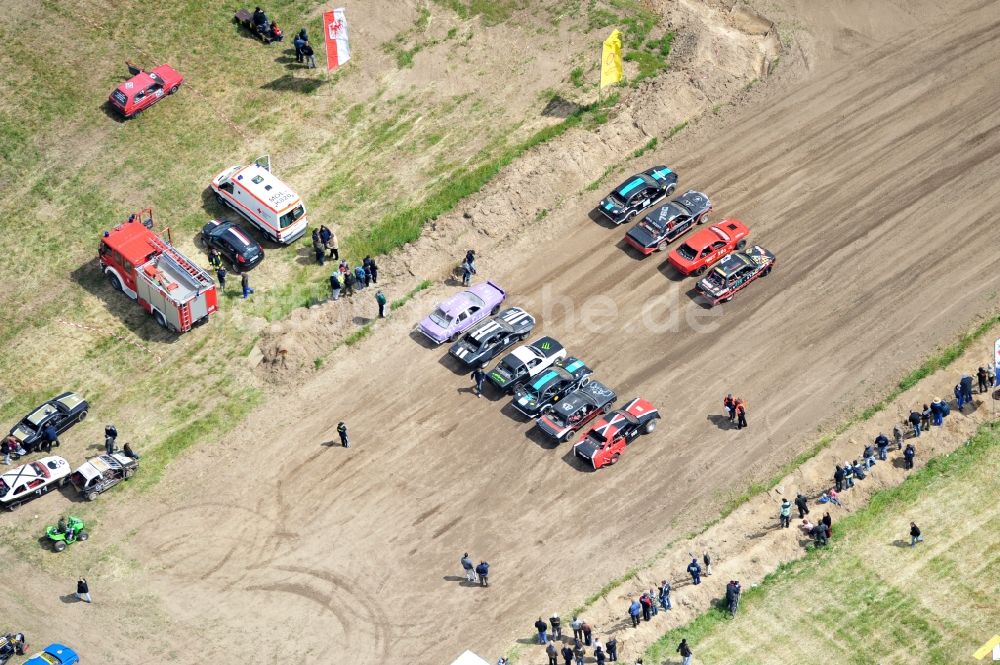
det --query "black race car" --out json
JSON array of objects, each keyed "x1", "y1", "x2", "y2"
[
  {"x1": 7, "y1": 392, "x2": 89, "y2": 453},
  {"x1": 535, "y1": 380, "x2": 617, "y2": 443},
  {"x1": 448, "y1": 307, "x2": 536, "y2": 368},
  {"x1": 202, "y1": 219, "x2": 264, "y2": 271},
  {"x1": 597, "y1": 166, "x2": 679, "y2": 225},
  {"x1": 487, "y1": 336, "x2": 567, "y2": 394},
  {"x1": 696, "y1": 245, "x2": 776, "y2": 305},
  {"x1": 512, "y1": 358, "x2": 593, "y2": 417},
  {"x1": 624, "y1": 190, "x2": 712, "y2": 255}
]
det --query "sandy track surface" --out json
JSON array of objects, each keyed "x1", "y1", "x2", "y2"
[{"x1": 6, "y1": 0, "x2": 1000, "y2": 663}]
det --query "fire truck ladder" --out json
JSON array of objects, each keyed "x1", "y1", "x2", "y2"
[{"x1": 146, "y1": 235, "x2": 212, "y2": 284}]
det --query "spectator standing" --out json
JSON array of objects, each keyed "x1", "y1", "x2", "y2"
[
  {"x1": 549, "y1": 613, "x2": 561, "y2": 640},
  {"x1": 954, "y1": 384, "x2": 964, "y2": 411},
  {"x1": 104, "y1": 424, "x2": 118, "y2": 455},
  {"x1": 354, "y1": 264, "x2": 367, "y2": 291},
  {"x1": 343, "y1": 269, "x2": 355, "y2": 297},
  {"x1": 703, "y1": 551, "x2": 712, "y2": 576},
  {"x1": 465, "y1": 249, "x2": 477, "y2": 273},
  {"x1": 312, "y1": 229, "x2": 325, "y2": 265},
  {"x1": 302, "y1": 40, "x2": 316, "y2": 68},
  {"x1": 461, "y1": 259, "x2": 474, "y2": 286},
  {"x1": 461, "y1": 553, "x2": 477, "y2": 583},
  {"x1": 364, "y1": 255, "x2": 378, "y2": 284},
  {"x1": 628, "y1": 599, "x2": 641, "y2": 627},
  {"x1": 375, "y1": 290, "x2": 387, "y2": 318},
  {"x1": 328, "y1": 230, "x2": 340, "y2": 260},
  {"x1": 735, "y1": 398, "x2": 748, "y2": 429},
  {"x1": 834, "y1": 464, "x2": 845, "y2": 492},
  {"x1": 546, "y1": 642, "x2": 558, "y2": 665},
  {"x1": 337, "y1": 422, "x2": 350, "y2": 448},
  {"x1": 931, "y1": 399, "x2": 944, "y2": 426},
  {"x1": 960, "y1": 374, "x2": 974, "y2": 408},
  {"x1": 723, "y1": 393, "x2": 735, "y2": 422},
  {"x1": 329, "y1": 272, "x2": 342, "y2": 301},
  {"x1": 535, "y1": 617, "x2": 549, "y2": 644},
  {"x1": 594, "y1": 644, "x2": 606, "y2": 665},
  {"x1": 659, "y1": 580, "x2": 672, "y2": 610},
  {"x1": 76, "y1": 578, "x2": 91, "y2": 603},
  {"x1": 582, "y1": 622, "x2": 592, "y2": 645},
  {"x1": 471, "y1": 367, "x2": 487, "y2": 397},
  {"x1": 293, "y1": 29, "x2": 306, "y2": 62},
  {"x1": 42, "y1": 424, "x2": 59, "y2": 452},
  {"x1": 561, "y1": 645, "x2": 574, "y2": 665},
  {"x1": 241, "y1": 272, "x2": 254, "y2": 299},
  {"x1": 207, "y1": 247, "x2": 222, "y2": 269},
  {"x1": 910, "y1": 522, "x2": 923, "y2": 546},
  {"x1": 779, "y1": 498, "x2": 792, "y2": 528},
  {"x1": 875, "y1": 432, "x2": 889, "y2": 461},
  {"x1": 571, "y1": 617, "x2": 583, "y2": 641},
  {"x1": 908, "y1": 409, "x2": 921, "y2": 437},
  {"x1": 794, "y1": 493, "x2": 809, "y2": 519},
  {"x1": 639, "y1": 593, "x2": 652, "y2": 621},
  {"x1": 1, "y1": 437, "x2": 10, "y2": 465},
  {"x1": 573, "y1": 642, "x2": 585, "y2": 665},
  {"x1": 648, "y1": 588, "x2": 659, "y2": 616},
  {"x1": 319, "y1": 225, "x2": 332, "y2": 253},
  {"x1": 476, "y1": 561, "x2": 489, "y2": 586},
  {"x1": 216, "y1": 266, "x2": 227, "y2": 291},
  {"x1": 893, "y1": 424, "x2": 905, "y2": 450},
  {"x1": 843, "y1": 461, "x2": 855, "y2": 488},
  {"x1": 606, "y1": 637, "x2": 618, "y2": 662},
  {"x1": 921, "y1": 404, "x2": 931, "y2": 431},
  {"x1": 978, "y1": 366, "x2": 990, "y2": 393},
  {"x1": 863, "y1": 444, "x2": 877, "y2": 469},
  {"x1": 687, "y1": 558, "x2": 702, "y2": 585},
  {"x1": 903, "y1": 443, "x2": 916, "y2": 470},
  {"x1": 677, "y1": 639, "x2": 693, "y2": 665}
]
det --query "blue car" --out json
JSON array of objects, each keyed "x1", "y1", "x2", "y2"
[
  {"x1": 597, "y1": 166, "x2": 679, "y2": 225},
  {"x1": 24, "y1": 643, "x2": 79, "y2": 665}
]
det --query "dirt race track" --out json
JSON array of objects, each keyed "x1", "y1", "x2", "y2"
[{"x1": 8, "y1": 0, "x2": 1000, "y2": 663}]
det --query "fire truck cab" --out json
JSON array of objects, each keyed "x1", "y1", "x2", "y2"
[
  {"x1": 210, "y1": 156, "x2": 308, "y2": 244},
  {"x1": 99, "y1": 209, "x2": 218, "y2": 333}
]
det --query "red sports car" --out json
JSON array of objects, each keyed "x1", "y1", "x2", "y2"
[
  {"x1": 572, "y1": 398, "x2": 660, "y2": 469},
  {"x1": 109, "y1": 63, "x2": 183, "y2": 118},
  {"x1": 667, "y1": 219, "x2": 750, "y2": 276}
]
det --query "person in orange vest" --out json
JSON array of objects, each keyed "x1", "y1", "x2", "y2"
[
  {"x1": 723, "y1": 394, "x2": 735, "y2": 422},
  {"x1": 735, "y1": 398, "x2": 747, "y2": 429}
]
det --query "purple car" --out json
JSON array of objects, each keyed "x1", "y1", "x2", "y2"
[{"x1": 418, "y1": 281, "x2": 507, "y2": 344}]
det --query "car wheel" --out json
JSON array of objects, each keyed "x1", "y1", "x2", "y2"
[
  {"x1": 7, "y1": 501, "x2": 19, "y2": 512},
  {"x1": 85, "y1": 491, "x2": 98, "y2": 502},
  {"x1": 694, "y1": 266, "x2": 707, "y2": 276},
  {"x1": 491, "y1": 305, "x2": 501, "y2": 316},
  {"x1": 698, "y1": 214, "x2": 708, "y2": 225},
  {"x1": 77, "y1": 410, "x2": 88, "y2": 423},
  {"x1": 563, "y1": 430, "x2": 577, "y2": 443},
  {"x1": 168, "y1": 85, "x2": 179, "y2": 95},
  {"x1": 657, "y1": 241, "x2": 668, "y2": 252},
  {"x1": 153, "y1": 310, "x2": 167, "y2": 328},
  {"x1": 78, "y1": 531, "x2": 89, "y2": 541},
  {"x1": 763, "y1": 266, "x2": 772, "y2": 276},
  {"x1": 58, "y1": 477, "x2": 67, "y2": 487},
  {"x1": 541, "y1": 404, "x2": 554, "y2": 415},
  {"x1": 214, "y1": 192, "x2": 228, "y2": 207},
  {"x1": 602, "y1": 404, "x2": 613, "y2": 414},
  {"x1": 666, "y1": 184, "x2": 676, "y2": 196},
  {"x1": 54, "y1": 540, "x2": 66, "y2": 553},
  {"x1": 610, "y1": 453, "x2": 621, "y2": 465},
  {"x1": 108, "y1": 272, "x2": 123, "y2": 292},
  {"x1": 449, "y1": 331, "x2": 461, "y2": 342},
  {"x1": 644, "y1": 418, "x2": 659, "y2": 434},
  {"x1": 736, "y1": 239, "x2": 747, "y2": 250},
  {"x1": 124, "y1": 468, "x2": 135, "y2": 480},
  {"x1": 579, "y1": 376, "x2": 591, "y2": 387}
]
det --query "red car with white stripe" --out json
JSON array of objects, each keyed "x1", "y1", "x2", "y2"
[
  {"x1": 573, "y1": 398, "x2": 661, "y2": 469},
  {"x1": 667, "y1": 219, "x2": 750, "y2": 276}
]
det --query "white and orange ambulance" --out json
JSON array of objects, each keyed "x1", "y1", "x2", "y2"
[{"x1": 210, "y1": 156, "x2": 308, "y2": 244}]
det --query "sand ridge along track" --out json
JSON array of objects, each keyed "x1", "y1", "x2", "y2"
[{"x1": 6, "y1": 0, "x2": 1000, "y2": 663}]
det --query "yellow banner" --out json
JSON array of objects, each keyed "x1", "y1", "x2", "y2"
[{"x1": 601, "y1": 29, "x2": 623, "y2": 89}]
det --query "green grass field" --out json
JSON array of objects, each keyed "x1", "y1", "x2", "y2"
[{"x1": 644, "y1": 420, "x2": 1000, "y2": 665}]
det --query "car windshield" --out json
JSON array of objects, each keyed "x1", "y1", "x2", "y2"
[
  {"x1": 279, "y1": 205, "x2": 305, "y2": 228},
  {"x1": 704, "y1": 269, "x2": 727, "y2": 288},
  {"x1": 606, "y1": 191, "x2": 625, "y2": 206},
  {"x1": 37, "y1": 654, "x2": 60, "y2": 665},
  {"x1": 676, "y1": 243, "x2": 697, "y2": 260},
  {"x1": 429, "y1": 308, "x2": 452, "y2": 327},
  {"x1": 26, "y1": 404, "x2": 56, "y2": 427}
]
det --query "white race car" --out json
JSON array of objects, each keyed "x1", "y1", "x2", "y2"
[
  {"x1": 0, "y1": 456, "x2": 70, "y2": 511},
  {"x1": 71, "y1": 454, "x2": 139, "y2": 501},
  {"x1": 486, "y1": 336, "x2": 567, "y2": 394}
]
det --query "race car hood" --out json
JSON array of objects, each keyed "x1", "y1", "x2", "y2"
[
  {"x1": 513, "y1": 385, "x2": 544, "y2": 415},
  {"x1": 418, "y1": 317, "x2": 451, "y2": 344},
  {"x1": 488, "y1": 362, "x2": 519, "y2": 389}
]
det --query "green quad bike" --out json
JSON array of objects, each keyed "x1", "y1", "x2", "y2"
[{"x1": 45, "y1": 516, "x2": 88, "y2": 552}]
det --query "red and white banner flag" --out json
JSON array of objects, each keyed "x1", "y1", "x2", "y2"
[{"x1": 324, "y1": 8, "x2": 351, "y2": 71}]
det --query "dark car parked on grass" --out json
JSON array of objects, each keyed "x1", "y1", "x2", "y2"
[
  {"x1": 7, "y1": 393, "x2": 88, "y2": 453},
  {"x1": 201, "y1": 219, "x2": 264, "y2": 271}
]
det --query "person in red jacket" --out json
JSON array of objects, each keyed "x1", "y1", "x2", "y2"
[
  {"x1": 723, "y1": 393, "x2": 735, "y2": 422},
  {"x1": 735, "y1": 398, "x2": 748, "y2": 429}
]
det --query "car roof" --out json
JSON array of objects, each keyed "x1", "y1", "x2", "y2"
[
  {"x1": 644, "y1": 202, "x2": 684, "y2": 227},
  {"x1": 232, "y1": 163, "x2": 301, "y2": 215},
  {"x1": 466, "y1": 317, "x2": 512, "y2": 342},
  {"x1": 117, "y1": 71, "x2": 155, "y2": 94},
  {"x1": 642, "y1": 165, "x2": 674, "y2": 182},
  {"x1": 715, "y1": 252, "x2": 754, "y2": 276},
  {"x1": 614, "y1": 174, "x2": 655, "y2": 197},
  {"x1": 439, "y1": 290, "x2": 486, "y2": 316},
  {"x1": 528, "y1": 336, "x2": 563, "y2": 356},
  {"x1": 0, "y1": 456, "x2": 65, "y2": 491},
  {"x1": 674, "y1": 190, "x2": 708, "y2": 212}
]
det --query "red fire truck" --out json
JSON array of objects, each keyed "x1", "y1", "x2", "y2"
[{"x1": 98, "y1": 209, "x2": 218, "y2": 332}]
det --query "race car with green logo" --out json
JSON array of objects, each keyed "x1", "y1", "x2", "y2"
[
  {"x1": 487, "y1": 336, "x2": 566, "y2": 394},
  {"x1": 512, "y1": 358, "x2": 593, "y2": 417},
  {"x1": 597, "y1": 166, "x2": 679, "y2": 225}
]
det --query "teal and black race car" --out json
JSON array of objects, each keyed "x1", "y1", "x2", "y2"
[
  {"x1": 512, "y1": 358, "x2": 593, "y2": 417},
  {"x1": 597, "y1": 166, "x2": 679, "y2": 225}
]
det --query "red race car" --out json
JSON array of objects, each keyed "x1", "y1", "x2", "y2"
[
  {"x1": 667, "y1": 219, "x2": 750, "y2": 276},
  {"x1": 109, "y1": 62, "x2": 183, "y2": 118},
  {"x1": 572, "y1": 398, "x2": 661, "y2": 469}
]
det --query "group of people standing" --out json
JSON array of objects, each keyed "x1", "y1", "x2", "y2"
[
  {"x1": 722, "y1": 394, "x2": 748, "y2": 429},
  {"x1": 535, "y1": 613, "x2": 618, "y2": 665},
  {"x1": 459, "y1": 552, "x2": 490, "y2": 587},
  {"x1": 292, "y1": 27, "x2": 316, "y2": 68}
]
